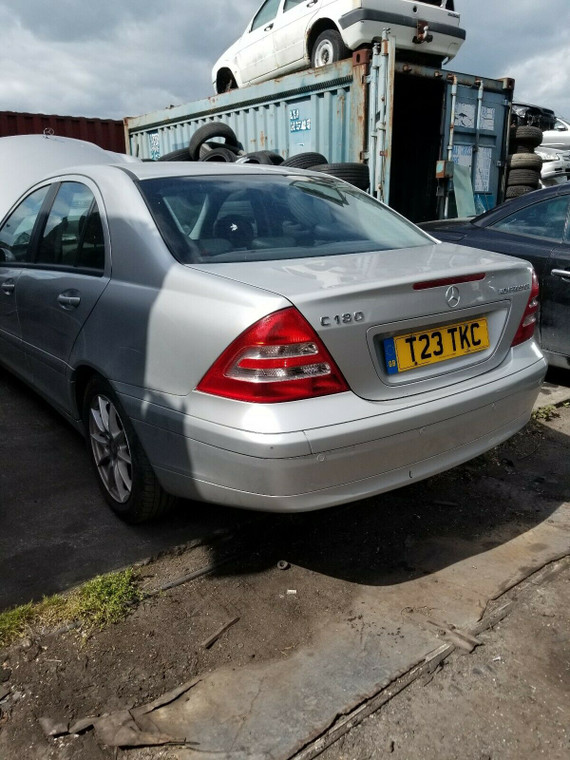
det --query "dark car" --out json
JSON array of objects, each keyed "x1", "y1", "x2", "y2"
[
  {"x1": 511, "y1": 102, "x2": 556, "y2": 132},
  {"x1": 421, "y1": 184, "x2": 570, "y2": 369}
]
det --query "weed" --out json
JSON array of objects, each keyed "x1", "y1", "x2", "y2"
[
  {"x1": 68, "y1": 568, "x2": 142, "y2": 629},
  {"x1": 532, "y1": 404, "x2": 560, "y2": 422},
  {"x1": 0, "y1": 569, "x2": 141, "y2": 649}
]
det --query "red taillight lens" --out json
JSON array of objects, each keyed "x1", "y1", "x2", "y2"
[
  {"x1": 511, "y1": 271, "x2": 539, "y2": 347},
  {"x1": 197, "y1": 307, "x2": 349, "y2": 402}
]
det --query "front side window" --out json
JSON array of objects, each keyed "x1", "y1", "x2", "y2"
[
  {"x1": 0, "y1": 186, "x2": 50, "y2": 263},
  {"x1": 491, "y1": 196, "x2": 570, "y2": 243},
  {"x1": 140, "y1": 173, "x2": 431, "y2": 264},
  {"x1": 37, "y1": 182, "x2": 105, "y2": 272}
]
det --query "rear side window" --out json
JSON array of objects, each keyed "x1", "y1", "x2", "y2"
[
  {"x1": 491, "y1": 196, "x2": 570, "y2": 242},
  {"x1": 0, "y1": 186, "x2": 50, "y2": 264},
  {"x1": 36, "y1": 182, "x2": 105, "y2": 273}
]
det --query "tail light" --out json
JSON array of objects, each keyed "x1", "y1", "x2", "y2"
[
  {"x1": 511, "y1": 271, "x2": 539, "y2": 346},
  {"x1": 197, "y1": 307, "x2": 349, "y2": 402}
]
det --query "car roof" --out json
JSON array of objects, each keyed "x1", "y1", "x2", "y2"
[
  {"x1": 0, "y1": 135, "x2": 316, "y2": 219},
  {"x1": 116, "y1": 161, "x2": 310, "y2": 181},
  {"x1": 0, "y1": 134, "x2": 140, "y2": 218}
]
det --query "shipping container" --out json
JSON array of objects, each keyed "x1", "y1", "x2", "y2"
[
  {"x1": 0, "y1": 111, "x2": 126, "y2": 154},
  {"x1": 126, "y1": 37, "x2": 514, "y2": 222}
]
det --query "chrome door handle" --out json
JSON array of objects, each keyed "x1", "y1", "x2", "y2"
[
  {"x1": 551, "y1": 268, "x2": 570, "y2": 280},
  {"x1": 264, "y1": 23, "x2": 274, "y2": 31},
  {"x1": 307, "y1": 0, "x2": 318, "y2": 6},
  {"x1": 57, "y1": 294, "x2": 81, "y2": 308},
  {"x1": 1, "y1": 280, "x2": 15, "y2": 295}
]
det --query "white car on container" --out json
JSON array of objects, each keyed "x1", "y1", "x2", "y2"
[{"x1": 212, "y1": 0, "x2": 465, "y2": 93}]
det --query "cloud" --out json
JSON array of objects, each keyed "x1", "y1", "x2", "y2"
[
  {"x1": 0, "y1": 0, "x2": 568, "y2": 121},
  {"x1": 452, "y1": 0, "x2": 570, "y2": 114},
  {"x1": 0, "y1": 0, "x2": 257, "y2": 118}
]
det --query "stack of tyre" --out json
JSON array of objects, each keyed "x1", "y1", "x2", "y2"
[
  {"x1": 505, "y1": 125, "x2": 543, "y2": 199},
  {"x1": 157, "y1": 121, "x2": 370, "y2": 191}
]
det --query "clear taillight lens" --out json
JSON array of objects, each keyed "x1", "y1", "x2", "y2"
[
  {"x1": 511, "y1": 271, "x2": 539, "y2": 347},
  {"x1": 197, "y1": 307, "x2": 349, "y2": 402}
]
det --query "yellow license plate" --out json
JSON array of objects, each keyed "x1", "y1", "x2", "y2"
[{"x1": 384, "y1": 318, "x2": 490, "y2": 374}]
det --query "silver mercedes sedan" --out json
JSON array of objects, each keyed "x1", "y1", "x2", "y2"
[{"x1": 0, "y1": 136, "x2": 546, "y2": 522}]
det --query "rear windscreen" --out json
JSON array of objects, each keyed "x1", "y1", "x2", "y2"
[{"x1": 139, "y1": 173, "x2": 431, "y2": 264}]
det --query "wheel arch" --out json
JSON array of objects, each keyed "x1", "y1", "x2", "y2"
[
  {"x1": 72, "y1": 364, "x2": 104, "y2": 424},
  {"x1": 215, "y1": 66, "x2": 239, "y2": 94},
  {"x1": 307, "y1": 19, "x2": 345, "y2": 59}
]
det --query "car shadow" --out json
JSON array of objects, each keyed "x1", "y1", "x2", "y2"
[
  {"x1": 1, "y1": 365, "x2": 568, "y2": 607},
  {"x1": 0, "y1": 369, "x2": 251, "y2": 609},
  {"x1": 202, "y1": 412, "x2": 569, "y2": 586}
]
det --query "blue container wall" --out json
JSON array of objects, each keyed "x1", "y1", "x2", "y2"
[{"x1": 127, "y1": 57, "x2": 368, "y2": 163}]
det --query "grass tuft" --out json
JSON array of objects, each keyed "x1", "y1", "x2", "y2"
[{"x1": 0, "y1": 569, "x2": 141, "y2": 649}]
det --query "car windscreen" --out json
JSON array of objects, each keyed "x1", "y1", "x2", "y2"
[{"x1": 139, "y1": 173, "x2": 431, "y2": 264}]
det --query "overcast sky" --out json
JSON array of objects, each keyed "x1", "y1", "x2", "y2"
[{"x1": 1, "y1": 0, "x2": 568, "y2": 121}]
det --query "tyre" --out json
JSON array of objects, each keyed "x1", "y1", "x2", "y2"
[
  {"x1": 282, "y1": 152, "x2": 328, "y2": 169},
  {"x1": 188, "y1": 122, "x2": 240, "y2": 161},
  {"x1": 514, "y1": 125, "x2": 543, "y2": 149},
  {"x1": 507, "y1": 168, "x2": 541, "y2": 188},
  {"x1": 310, "y1": 162, "x2": 370, "y2": 191},
  {"x1": 157, "y1": 147, "x2": 191, "y2": 162},
  {"x1": 199, "y1": 141, "x2": 241, "y2": 159},
  {"x1": 505, "y1": 185, "x2": 537, "y2": 199},
  {"x1": 236, "y1": 150, "x2": 284, "y2": 165},
  {"x1": 508, "y1": 152, "x2": 543, "y2": 170},
  {"x1": 512, "y1": 145, "x2": 534, "y2": 155},
  {"x1": 83, "y1": 377, "x2": 175, "y2": 523},
  {"x1": 311, "y1": 30, "x2": 350, "y2": 68},
  {"x1": 200, "y1": 146, "x2": 238, "y2": 162}
]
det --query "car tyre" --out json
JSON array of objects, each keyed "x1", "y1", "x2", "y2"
[
  {"x1": 84, "y1": 377, "x2": 175, "y2": 523},
  {"x1": 505, "y1": 185, "x2": 537, "y2": 199},
  {"x1": 311, "y1": 30, "x2": 350, "y2": 68},
  {"x1": 200, "y1": 146, "x2": 238, "y2": 162},
  {"x1": 199, "y1": 141, "x2": 242, "y2": 159},
  {"x1": 282, "y1": 152, "x2": 328, "y2": 169},
  {"x1": 310, "y1": 162, "x2": 370, "y2": 190},
  {"x1": 236, "y1": 150, "x2": 284, "y2": 165},
  {"x1": 157, "y1": 147, "x2": 192, "y2": 162},
  {"x1": 507, "y1": 168, "x2": 541, "y2": 188},
  {"x1": 508, "y1": 152, "x2": 543, "y2": 170},
  {"x1": 514, "y1": 125, "x2": 543, "y2": 149},
  {"x1": 188, "y1": 122, "x2": 240, "y2": 161}
]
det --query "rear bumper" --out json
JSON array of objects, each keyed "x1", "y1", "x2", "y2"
[
  {"x1": 339, "y1": 8, "x2": 465, "y2": 58},
  {"x1": 122, "y1": 351, "x2": 547, "y2": 513}
]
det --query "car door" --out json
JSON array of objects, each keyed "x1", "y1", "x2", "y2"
[
  {"x1": 235, "y1": 0, "x2": 281, "y2": 84},
  {"x1": 16, "y1": 180, "x2": 110, "y2": 414},
  {"x1": 470, "y1": 194, "x2": 570, "y2": 357},
  {"x1": 273, "y1": 0, "x2": 321, "y2": 70},
  {"x1": 545, "y1": 235, "x2": 570, "y2": 358},
  {"x1": 0, "y1": 185, "x2": 51, "y2": 377}
]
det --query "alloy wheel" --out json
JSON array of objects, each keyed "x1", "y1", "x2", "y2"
[{"x1": 88, "y1": 393, "x2": 133, "y2": 504}]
